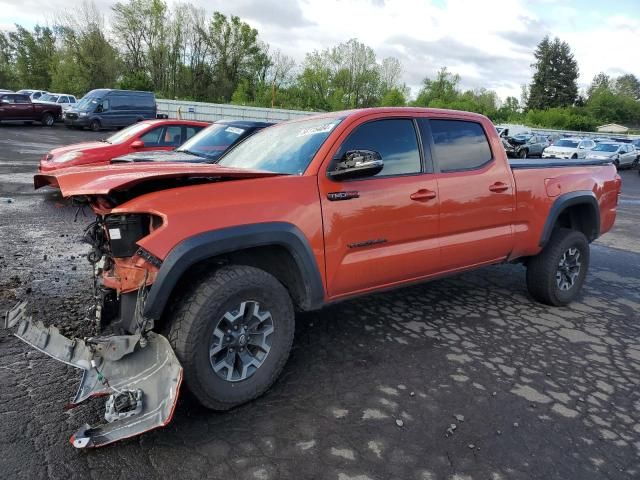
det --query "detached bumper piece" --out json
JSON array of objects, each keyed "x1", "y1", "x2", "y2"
[{"x1": 4, "y1": 301, "x2": 183, "y2": 448}]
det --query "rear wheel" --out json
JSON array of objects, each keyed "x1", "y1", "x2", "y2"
[
  {"x1": 41, "y1": 113, "x2": 54, "y2": 127},
  {"x1": 89, "y1": 119, "x2": 101, "y2": 132},
  {"x1": 168, "y1": 265, "x2": 295, "y2": 410},
  {"x1": 526, "y1": 228, "x2": 590, "y2": 306}
]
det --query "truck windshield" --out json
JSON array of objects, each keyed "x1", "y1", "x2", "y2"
[
  {"x1": 177, "y1": 123, "x2": 246, "y2": 160},
  {"x1": 217, "y1": 117, "x2": 343, "y2": 174}
]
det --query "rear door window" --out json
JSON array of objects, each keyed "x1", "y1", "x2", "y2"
[
  {"x1": 161, "y1": 126, "x2": 182, "y2": 146},
  {"x1": 426, "y1": 120, "x2": 492, "y2": 172}
]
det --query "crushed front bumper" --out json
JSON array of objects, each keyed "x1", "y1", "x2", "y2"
[{"x1": 4, "y1": 301, "x2": 182, "y2": 448}]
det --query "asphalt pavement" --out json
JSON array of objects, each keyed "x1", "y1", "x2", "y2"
[{"x1": 0, "y1": 124, "x2": 639, "y2": 480}]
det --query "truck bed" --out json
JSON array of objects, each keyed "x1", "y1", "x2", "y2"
[{"x1": 509, "y1": 158, "x2": 612, "y2": 169}]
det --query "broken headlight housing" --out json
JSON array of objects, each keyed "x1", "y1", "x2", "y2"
[{"x1": 104, "y1": 214, "x2": 161, "y2": 258}]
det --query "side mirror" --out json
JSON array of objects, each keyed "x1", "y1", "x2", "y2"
[
  {"x1": 328, "y1": 150, "x2": 384, "y2": 181},
  {"x1": 131, "y1": 140, "x2": 144, "y2": 149}
]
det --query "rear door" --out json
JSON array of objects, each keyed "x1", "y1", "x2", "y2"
[
  {"x1": 421, "y1": 118, "x2": 515, "y2": 271},
  {"x1": 621, "y1": 145, "x2": 635, "y2": 166},
  {"x1": 318, "y1": 115, "x2": 441, "y2": 298}
]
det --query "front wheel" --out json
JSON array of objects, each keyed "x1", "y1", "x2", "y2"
[
  {"x1": 519, "y1": 149, "x2": 528, "y2": 159},
  {"x1": 89, "y1": 119, "x2": 101, "y2": 132},
  {"x1": 168, "y1": 265, "x2": 295, "y2": 410},
  {"x1": 526, "y1": 228, "x2": 590, "y2": 306},
  {"x1": 41, "y1": 113, "x2": 54, "y2": 127}
]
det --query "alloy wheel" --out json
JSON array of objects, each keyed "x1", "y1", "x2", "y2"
[
  {"x1": 556, "y1": 247, "x2": 581, "y2": 291},
  {"x1": 209, "y1": 301, "x2": 274, "y2": 382}
]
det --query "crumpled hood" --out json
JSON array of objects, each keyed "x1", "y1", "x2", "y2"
[
  {"x1": 111, "y1": 150, "x2": 210, "y2": 164},
  {"x1": 34, "y1": 162, "x2": 283, "y2": 197}
]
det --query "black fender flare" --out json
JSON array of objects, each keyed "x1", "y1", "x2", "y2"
[
  {"x1": 539, "y1": 190, "x2": 600, "y2": 247},
  {"x1": 143, "y1": 222, "x2": 325, "y2": 320}
]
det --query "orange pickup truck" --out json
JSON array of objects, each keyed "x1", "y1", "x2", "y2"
[{"x1": 7, "y1": 108, "x2": 621, "y2": 448}]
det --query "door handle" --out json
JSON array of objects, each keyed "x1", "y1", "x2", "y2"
[
  {"x1": 410, "y1": 189, "x2": 437, "y2": 201},
  {"x1": 489, "y1": 182, "x2": 509, "y2": 193}
]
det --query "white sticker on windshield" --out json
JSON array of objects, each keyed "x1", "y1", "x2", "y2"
[
  {"x1": 296, "y1": 122, "x2": 337, "y2": 137},
  {"x1": 225, "y1": 126, "x2": 245, "y2": 135}
]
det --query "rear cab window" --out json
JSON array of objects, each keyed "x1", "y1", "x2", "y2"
[{"x1": 421, "y1": 119, "x2": 492, "y2": 172}]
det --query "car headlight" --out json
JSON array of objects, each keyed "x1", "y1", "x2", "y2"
[{"x1": 52, "y1": 151, "x2": 82, "y2": 163}]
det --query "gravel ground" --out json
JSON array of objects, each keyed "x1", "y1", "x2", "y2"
[{"x1": 0, "y1": 124, "x2": 639, "y2": 480}]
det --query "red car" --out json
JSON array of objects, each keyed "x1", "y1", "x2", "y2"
[{"x1": 39, "y1": 119, "x2": 209, "y2": 172}]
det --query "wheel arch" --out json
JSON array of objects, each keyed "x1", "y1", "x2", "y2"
[
  {"x1": 143, "y1": 222, "x2": 325, "y2": 322},
  {"x1": 539, "y1": 190, "x2": 600, "y2": 247}
]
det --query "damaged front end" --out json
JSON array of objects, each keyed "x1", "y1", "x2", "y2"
[{"x1": 4, "y1": 208, "x2": 182, "y2": 448}]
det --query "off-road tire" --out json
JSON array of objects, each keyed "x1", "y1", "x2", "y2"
[
  {"x1": 90, "y1": 119, "x2": 101, "y2": 132},
  {"x1": 168, "y1": 265, "x2": 295, "y2": 410},
  {"x1": 41, "y1": 113, "x2": 54, "y2": 127},
  {"x1": 526, "y1": 228, "x2": 590, "y2": 306}
]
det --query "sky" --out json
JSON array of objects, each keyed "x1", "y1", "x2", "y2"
[{"x1": 1, "y1": 0, "x2": 639, "y2": 101}]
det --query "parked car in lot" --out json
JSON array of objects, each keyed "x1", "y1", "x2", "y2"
[
  {"x1": 586, "y1": 142, "x2": 638, "y2": 169},
  {"x1": 64, "y1": 89, "x2": 157, "y2": 131},
  {"x1": 111, "y1": 120, "x2": 274, "y2": 164},
  {"x1": 547, "y1": 133, "x2": 562, "y2": 145},
  {"x1": 0, "y1": 93, "x2": 62, "y2": 126},
  {"x1": 16, "y1": 89, "x2": 48, "y2": 100},
  {"x1": 542, "y1": 137, "x2": 595, "y2": 159},
  {"x1": 502, "y1": 133, "x2": 549, "y2": 158},
  {"x1": 39, "y1": 119, "x2": 208, "y2": 172},
  {"x1": 0, "y1": 88, "x2": 13, "y2": 94},
  {"x1": 35, "y1": 93, "x2": 77, "y2": 113},
  {"x1": 16, "y1": 107, "x2": 621, "y2": 448}
]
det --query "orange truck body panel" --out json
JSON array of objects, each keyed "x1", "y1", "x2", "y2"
[{"x1": 35, "y1": 107, "x2": 621, "y2": 306}]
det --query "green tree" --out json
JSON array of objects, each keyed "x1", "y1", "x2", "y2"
[
  {"x1": 380, "y1": 88, "x2": 406, "y2": 106},
  {"x1": 527, "y1": 36, "x2": 579, "y2": 109},
  {"x1": 0, "y1": 32, "x2": 17, "y2": 89},
  {"x1": 52, "y1": 1, "x2": 120, "y2": 95},
  {"x1": 9, "y1": 25, "x2": 56, "y2": 89},
  {"x1": 414, "y1": 67, "x2": 460, "y2": 106},
  {"x1": 587, "y1": 72, "x2": 611, "y2": 98},
  {"x1": 614, "y1": 73, "x2": 640, "y2": 100}
]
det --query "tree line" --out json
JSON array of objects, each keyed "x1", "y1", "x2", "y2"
[{"x1": 0, "y1": 0, "x2": 638, "y2": 131}]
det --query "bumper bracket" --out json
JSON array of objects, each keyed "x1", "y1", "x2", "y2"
[{"x1": 4, "y1": 301, "x2": 182, "y2": 448}]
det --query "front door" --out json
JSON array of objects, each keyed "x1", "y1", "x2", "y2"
[
  {"x1": 420, "y1": 118, "x2": 515, "y2": 271},
  {"x1": 319, "y1": 117, "x2": 441, "y2": 298}
]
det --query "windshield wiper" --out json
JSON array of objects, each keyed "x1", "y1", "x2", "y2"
[{"x1": 176, "y1": 149, "x2": 206, "y2": 158}]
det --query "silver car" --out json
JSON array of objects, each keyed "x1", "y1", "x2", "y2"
[{"x1": 585, "y1": 142, "x2": 638, "y2": 169}]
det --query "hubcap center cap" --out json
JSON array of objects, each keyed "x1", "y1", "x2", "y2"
[{"x1": 238, "y1": 334, "x2": 247, "y2": 347}]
